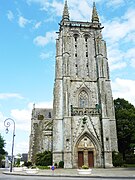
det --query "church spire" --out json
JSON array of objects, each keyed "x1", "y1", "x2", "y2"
[
  {"x1": 62, "y1": 0, "x2": 70, "y2": 21},
  {"x1": 92, "y1": 2, "x2": 99, "y2": 23}
]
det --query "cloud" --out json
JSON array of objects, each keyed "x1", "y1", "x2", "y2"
[
  {"x1": 107, "y1": 45, "x2": 124, "y2": 63},
  {"x1": 103, "y1": 20, "x2": 127, "y2": 44},
  {"x1": 106, "y1": 0, "x2": 125, "y2": 7},
  {"x1": 103, "y1": 8, "x2": 135, "y2": 44},
  {"x1": 40, "y1": 52, "x2": 49, "y2": 60},
  {"x1": 124, "y1": 32, "x2": 135, "y2": 44},
  {"x1": 7, "y1": 11, "x2": 14, "y2": 21},
  {"x1": 11, "y1": 109, "x2": 31, "y2": 123},
  {"x1": 123, "y1": 8, "x2": 135, "y2": 21},
  {"x1": 48, "y1": 0, "x2": 64, "y2": 17},
  {"x1": 9, "y1": 101, "x2": 53, "y2": 132},
  {"x1": 27, "y1": 0, "x2": 135, "y2": 73},
  {"x1": 27, "y1": 0, "x2": 92, "y2": 21},
  {"x1": 34, "y1": 21, "x2": 41, "y2": 29},
  {"x1": 0, "y1": 93, "x2": 24, "y2": 100},
  {"x1": 1, "y1": 99, "x2": 52, "y2": 155},
  {"x1": 124, "y1": 48, "x2": 135, "y2": 68},
  {"x1": 18, "y1": 16, "x2": 30, "y2": 28},
  {"x1": 110, "y1": 62, "x2": 127, "y2": 71},
  {"x1": 112, "y1": 78, "x2": 135, "y2": 106},
  {"x1": 27, "y1": 0, "x2": 63, "y2": 16},
  {"x1": 40, "y1": 52, "x2": 53, "y2": 60},
  {"x1": 26, "y1": 0, "x2": 47, "y2": 6},
  {"x1": 34, "y1": 101, "x2": 53, "y2": 108},
  {"x1": 9, "y1": 103, "x2": 32, "y2": 133},
  {"x1": 4, "y1": 139, "x2": 29, "y2": 155},
  {"x1": 102, "y1": 8, "x2": 135, "y2": 72},
  {"x1": 26, "y1": 0, "x2": 129, "y2": 22},
  {"x1": 107, "y1": 45, "x2": 127, "y2": 71},
  {"x1": 0, "y1": 112, "x2": 6, "y2": 131},
  {"x1": 131, "y1": 59, "x2": 135, "y2": 68},
  {"x1": 15, "y1": 141, "x2": 29, "y2": 154},
  {"x1": 33, "y1": 31, "x2": 57, "y2": 46},
  {"x1": 68, "y1": 0, "x2": 92, "y2": 21},
  {"x1": 27, "y1": 0, "x2": 135, "y2": 72}
]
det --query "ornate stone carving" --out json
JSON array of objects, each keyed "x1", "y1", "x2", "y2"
[{"x1": 72, "y1": 107, "x2": 99, "y2": 116}]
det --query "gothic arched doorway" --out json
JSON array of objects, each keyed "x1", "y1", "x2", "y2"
[{"x1": 76, "y1": 135, "x2": 96, "y2": 168}]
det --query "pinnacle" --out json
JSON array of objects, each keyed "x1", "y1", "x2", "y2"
[
  {"x1": 92, "y1": 2, "x2": 99, "y2": 23},
  {"x1": 62, "y1": 0, "x2": 70, "y2": 21}
]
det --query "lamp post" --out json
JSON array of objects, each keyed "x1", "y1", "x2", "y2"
[{"x1": 4, "y1": 118, "x2": 15, "y2": 172}]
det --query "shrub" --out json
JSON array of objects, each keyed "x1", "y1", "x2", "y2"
[
  {"x1": 15, "y1": 158, "x2": 20, "y2": 167},
  {"x1": 112, "y1": 151, "x2": 124, "y2": 167},
  {"x1": 31, "y1": 166, "x2": 37, "y2": 169},
  {"x1": 23, "y1": 161, "x2": 33, "y2": 168},
  {"x1": 125, "y1": 154, "x2": 135, "y2": 164},
  {"x1": 54, "y1": 163, "x2": 58, "y2": 168},
  {"x1": 35, "y1": 151, "x2": 52, "y2": 166},
  {"x1": 82, "y1": 165, "x2": 89, "y2": 169},
  {"x1": 37, "y1": 166, "x2": 50, "y2": 169},
  {"x1": 59, "y1": 161, "x2": 64, "y2": 168}
]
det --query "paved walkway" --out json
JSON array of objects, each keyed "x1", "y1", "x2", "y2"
[{"x1": 2, "y1": 168, "x2": 135, "y2": 178}]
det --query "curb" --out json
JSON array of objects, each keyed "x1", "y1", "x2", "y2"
[{"x1": 2, "y1": 172, "x2": 135, "y2": 179}]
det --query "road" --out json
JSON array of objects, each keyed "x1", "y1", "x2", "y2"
[{"x1": 0, "y1": 174, "x2": 131, "y2": 180}]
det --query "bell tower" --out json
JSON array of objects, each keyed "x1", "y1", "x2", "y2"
[{"x1": 53, "y1": 1, "x2": 118, "y2": 168}]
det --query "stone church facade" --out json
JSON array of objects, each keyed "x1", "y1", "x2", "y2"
[{"x1": 29, "y1": 1, "x2": 118, "y2": 168}]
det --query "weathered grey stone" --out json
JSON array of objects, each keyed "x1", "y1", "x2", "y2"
[
  {"x1": 28, "y1": 107, "x2": 53, "y2": 163},
  {"x1": 29, "y1": 2, "x2": 118, "y2": 168}
]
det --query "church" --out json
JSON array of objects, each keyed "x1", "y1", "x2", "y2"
[{"x1": 28, "y1": 1, "x2": 118, "y2": 168}]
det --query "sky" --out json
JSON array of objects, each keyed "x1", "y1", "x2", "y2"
[{"x1": 0, "y1": 0, "x2": 135, "y2": 156}]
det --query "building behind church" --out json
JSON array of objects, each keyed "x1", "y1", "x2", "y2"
[{"x1": 29, "y1": 1, "x2": 118, "y2": 168}]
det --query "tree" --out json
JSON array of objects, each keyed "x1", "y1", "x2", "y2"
[
  {"x1": 15, "y1": 154, "x2": 21, "y2": 167},
  {"x1": 0, "y1": 134, "x2": 6, "y2": 167},
  {"x1": 114, "y1": 98, "x2": 135, "y2": 160}
]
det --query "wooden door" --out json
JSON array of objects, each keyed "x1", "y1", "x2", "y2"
[
  {"x1": 78, "y1": 151, "x2": 84, "y2": 168},
  {"x1": 88, "y1": 151, "x2": 94, "y2": 167}
]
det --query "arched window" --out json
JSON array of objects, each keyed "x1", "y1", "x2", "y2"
[
  {"x1": 85, "y1": 37, "x2": 88, "y2": 42},
  {"x1": 48, "y1": 112, "x2": 51, "y2": 118},
  {"x1": 74, "y1": 34, "x2": 79, "y2": 57},
  {"x1": 74, "y1": 34, "x2": 79, "y2": 41},
  {"x1": 79, "y1": 90, "x2": 88, "y2": 108},
  {"x1": 84, "y1": 34, "x2": 90, "y2": 40}
]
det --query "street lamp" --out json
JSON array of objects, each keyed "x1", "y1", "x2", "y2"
[{"x1": 4, "y1": 118, "x2": 15, "y2": 172}]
